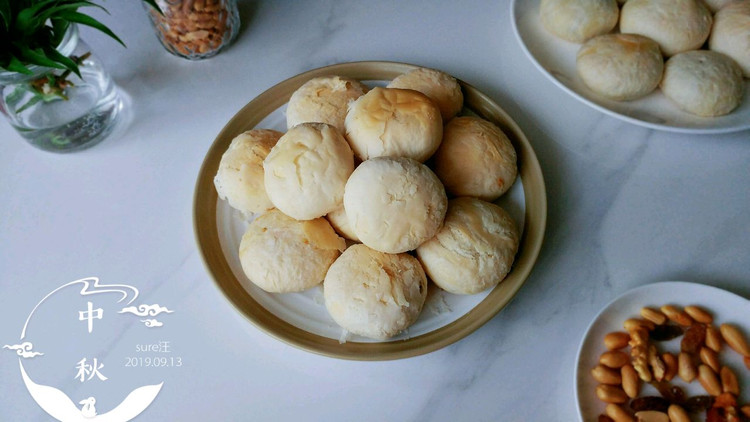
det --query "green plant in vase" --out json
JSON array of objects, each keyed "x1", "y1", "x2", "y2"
[{"x1": 0, "y1": 0, "x2": 161, "y2": 152}]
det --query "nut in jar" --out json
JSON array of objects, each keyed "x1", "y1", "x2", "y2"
[{"x1": 145, "y1": 0, "x2": 240, "y2": 59}]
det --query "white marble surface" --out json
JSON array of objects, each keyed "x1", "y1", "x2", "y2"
[{"x1": 1, "y1": 1, "x2": 749, "y2": 421}]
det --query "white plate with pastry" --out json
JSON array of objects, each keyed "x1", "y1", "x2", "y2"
[
  {"x1": 575, "y1": 281, "x2": 750, "y2": 421},
  {"x1": 510, "y1": 0, "x2": 750, "y2": 134},
  {"x1": 193, "y1": 61, "x2": 547, "y2": 360}
]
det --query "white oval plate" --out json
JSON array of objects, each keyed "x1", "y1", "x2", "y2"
[
  {"x1": 576, "y1": 281, "x2": 750, "y2": 420},
  {"x1": 510, "y1": 0, "x2": 750, "y2": 134}
]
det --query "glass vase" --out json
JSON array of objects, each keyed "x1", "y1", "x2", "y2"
[
  {"x1": 0, "y1": 25, "x2": 122, "y2": 153},
  {"x1": 145, "y1": 0, "x2": 240, "y2": 60}
]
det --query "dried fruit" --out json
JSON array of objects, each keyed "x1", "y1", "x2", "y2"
[
  {"x1": 683, "y1": 395, "x2": 715, "y2": 413},
  {"x1": 713, "y1": 392, "x2": 737, "y2": 408},
  {"x1": 681, "y1": 324, "x2": 707, "y2": 354},
  {"x1": 652, "y1": 382, "x2": 685, "y2": 404},
  {"x1": 599, "y1": 415, "x2": 615, "y2": 422},
  {"x1": 630, "y1": 396, "x2": 669, "y2": 413},
  {"x1": 650, "y1": 324, "x2": 683, "y2": 342}
]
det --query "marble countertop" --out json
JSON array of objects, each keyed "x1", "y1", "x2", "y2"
[{"x1": 1, "y1": 1, "x2": 748, "y2": 421}]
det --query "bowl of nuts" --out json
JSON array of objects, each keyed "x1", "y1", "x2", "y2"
[{"x1": 576, "y1": 281, "x2": 750, "y2": 422}]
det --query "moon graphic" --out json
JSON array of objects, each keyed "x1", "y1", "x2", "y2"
[
  {"x1": 7, "y1": 277, "x2": 166, "y2": 421},
  {"x1": 21, "y1": 360, "x2": 163, "y2": 421}
]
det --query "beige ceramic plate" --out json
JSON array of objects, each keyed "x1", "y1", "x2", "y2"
[{"x1": 193, "y1": 61, "x2": 547, "y2": 360}]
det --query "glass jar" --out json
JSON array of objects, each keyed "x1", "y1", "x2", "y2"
[
  {"x1": 145, "y1": 0, "x2": 240, "y2": 60},
  {"x1": 0, "y1": 25, "x2": 122, "y2": 153}
]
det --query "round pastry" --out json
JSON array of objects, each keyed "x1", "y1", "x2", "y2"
[
  {"x1": 344, "y1": 157, "x2": 447, "y2": 254},
  {"x1": 704, "y1": 0, "x2": 733, "y2": 13},
  {"x1": 576, "y1": 33, "x2": 664, "y2": 101},
  {"x1": 709, "y1": 1, "x2": 750, "y2": 78},
  {"x1": 416, "y1": 197, "x2": 520, "y2": 295},
  {"x1": 239, "y1": 209, "x2": 345, "y2": 293},
  {"x1": 660, "y1": 50, "x2": 745, "y2": 117},
  {"x1": 540, "y1": 0, "x2": 619, "y2": 43},
  {"x1": 264, "y1": 122, "x2": 354, "y2": 220},
  {"x1": 326, "y1": 206, "x2": 359, "y2": 242},
  {"x1": 387, "y1": 67, "x2": 464, "y2": 121},
  {"x1": 214, "y1": 129, "x2": 283, "y2": 216},
  {"x1": 323, "y1": 244, "x2": 428, "y2": 340},
  {"x1": 432, "y1": 116, "x2": 517, "y2": 201},
  {"x1": 286, "y1": 76, "x2": 368, "y2": 134},
  {"x1": 344, "y1": 87, "x2": 443, "y2": 163},
  {"x1": 620, "y1": 0, "x2": 713, "y2": 57}
]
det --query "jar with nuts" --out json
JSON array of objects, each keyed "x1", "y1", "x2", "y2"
[{"x1": 144, "y1": 0, "x2": 240, "y2": 60}]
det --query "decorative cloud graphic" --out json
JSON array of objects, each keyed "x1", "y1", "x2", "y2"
[
  {"x1": 3, "y1": 342, "x2": 43, "y2": 358},
  {"x1": 140, "y1": 319, "x2": 164, "y2": 328},
  {"x1": 118, "y1": 304, "x2": 174, "y2": 317}
]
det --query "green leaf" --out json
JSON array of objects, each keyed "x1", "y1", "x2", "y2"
[
  {"x1": 0, "y1": 0, "x2": 11, "y2": 30},
  {"x1": 39, "y1": 2, "x2": 106, "y2": 24},
  {"x1": 44, "y1": 45, "x2": 80, "y2": 76},
  {"x1": 57, "y1": 10, "x2": 125, "y2": 47},
  {"x1": 17, "y1": 45, "x2": 66, "y2": 69},
  {"x1": 142, "y1": 0, "x2": 163, "y2": 15},
  {"x1": 15, "y1": 94, "x2": 43, "y2": 114},
  {"x1": 4, "y1": 56, "x2": 33, "y2": 74}
]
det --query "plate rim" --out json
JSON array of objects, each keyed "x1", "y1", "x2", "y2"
[
  {"x1": 193, "y1": 60, "x2": 548, "y2": 361},
  {"x1": 574, "y1": 281, "x2": 750, "y2": 420},
  {"x1": 509, "y1": 0, "x2": 750, "y2": 135}
]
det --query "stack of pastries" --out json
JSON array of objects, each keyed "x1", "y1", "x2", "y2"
[
  {"x1": 540, "y1": 0, "x2": 749, "y2": 117},
  {"x1": 214, "y1": 67, "x2": 521, "y2": 340}
]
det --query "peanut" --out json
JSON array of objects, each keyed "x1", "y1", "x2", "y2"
[
  {"x1": 667, "y1": 405, "x2": 690, "y2": 422},
  {"x1": 745, "y1": 356, "x2": 750, "y2": 370},
  {"x1": 720, "y1": 366, "x2": 739, "y2": 395},
  {"x1": 596, "y1": 384, "x2": 628, "y2": 404},
  {"x1": 662, "y1": 352, "x2": 677, "y2": 381},
  {"x1": 592, "y1": 364, "x2": 622, "y2": 385},
  {"x1": 624, "y1": 318, "x2": 655, "y2": 333},
  {"x1": 720, "y1": 323, "x2": 750, "y2": 357},
  {"x1": 633, "y1": 411, "x2": 668, "y2": 422},
  {"x1": 660, "y1": 305, "x2": 693, "y2": 326},
  {"x1": 621, "y1": 364, "x2": 640, "y2": 398},
  {"x1": 604, "y1": 331, "x2": 630, "y2": 350},
  {"x1": 698, "y1": 364, "x2": 722, "y2": 396},
  {"x1": 606, "y1": 403, "x2": 635, "y2": 422},
  {"x1": 640, "y1": 307, "x2": 666, "y2": 325},
  {"x1": 684, "y1": 305, "x2": 713, "y2": 324},
  {"x1": 678, "y1": 352, "x2": 696, "y2": 383},
  {"x1": 706, "y1": 325, "x2": 723, "y2": 352},
  {"x1": 741, "y1": 405, "x2": 750, "y2": 418},
  {"x1": 700, "y1": 347, "x2": 721, "y2": 373},
  {"x1": 600, "y1": 350, "x2": 630, "y2": 369}
]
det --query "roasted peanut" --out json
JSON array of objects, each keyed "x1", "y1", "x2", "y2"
[
  {"x1": 667, "y1": 404, "x2": 690, "y2": 422},
  {"x1": 599, "y1": 415, "x2": 615, "y2": 422},
  {"x1": 662, "y1": 352, "x2": 677, "y2": 381},
  {"x1": 600, "y1": 350, "x2": 630, "y2": 368},
  {"x1": 741, "y1": 405, "x2": 750, "y2": 418},
  {"x1": 700, "y1": 347, "x2": 721, "y2": 373},
  {"x1": 720, "y1": 366, "x2": 739, "y2": 395},
  {"x1": 698, "y1": 364, "x2": 722, "y2": 396},
  {"x1": 592, "y1": 364, "x2": 622, "y2": 385},
  {"x1": 745, "y1": 356, "x2": 750, "y2": 370},
  {"x1": 621, "y1": 364, "x2": 640, "y2": 398},
  {"x1": 660, "y1": 305, "x2": 694, "y2": 326},
  {"x1": 596, "y1": 384, "x2": 629, "y2": 404},
  {"x1": 633, "y1": 410, "x2": 668, "y2": 422},
  {"x1": 706, "y1": 325, "x2": 722, "y2": 352},
  {"x1": 678, "y1": 352, "x2": 696, "y2": 383},
  {"x1": 604, "y1": 331, "x2": 630, "y2": 350},
  {"x1": 640, "y1": 307, "x2": 666, "y2": 325},
  {"x1": 720, "y1": 323, "x2": 750, "y2": 357},
  {"x1": 624, "y1": 318, "x2": 655, "y2": 333},
  {"x1": 684, "y1": 305, "x2": 713, "y2": 324},
  {"x1": 606, "y1": 403, "x2": 635, "y2": 422}
]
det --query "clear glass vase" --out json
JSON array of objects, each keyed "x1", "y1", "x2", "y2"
[
  {"x1": 145, "y1": 0, "x2": 240, "y2": 60},
  {"x1": 0, "y1": 25, "x2": 122, "y2": 153}
]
